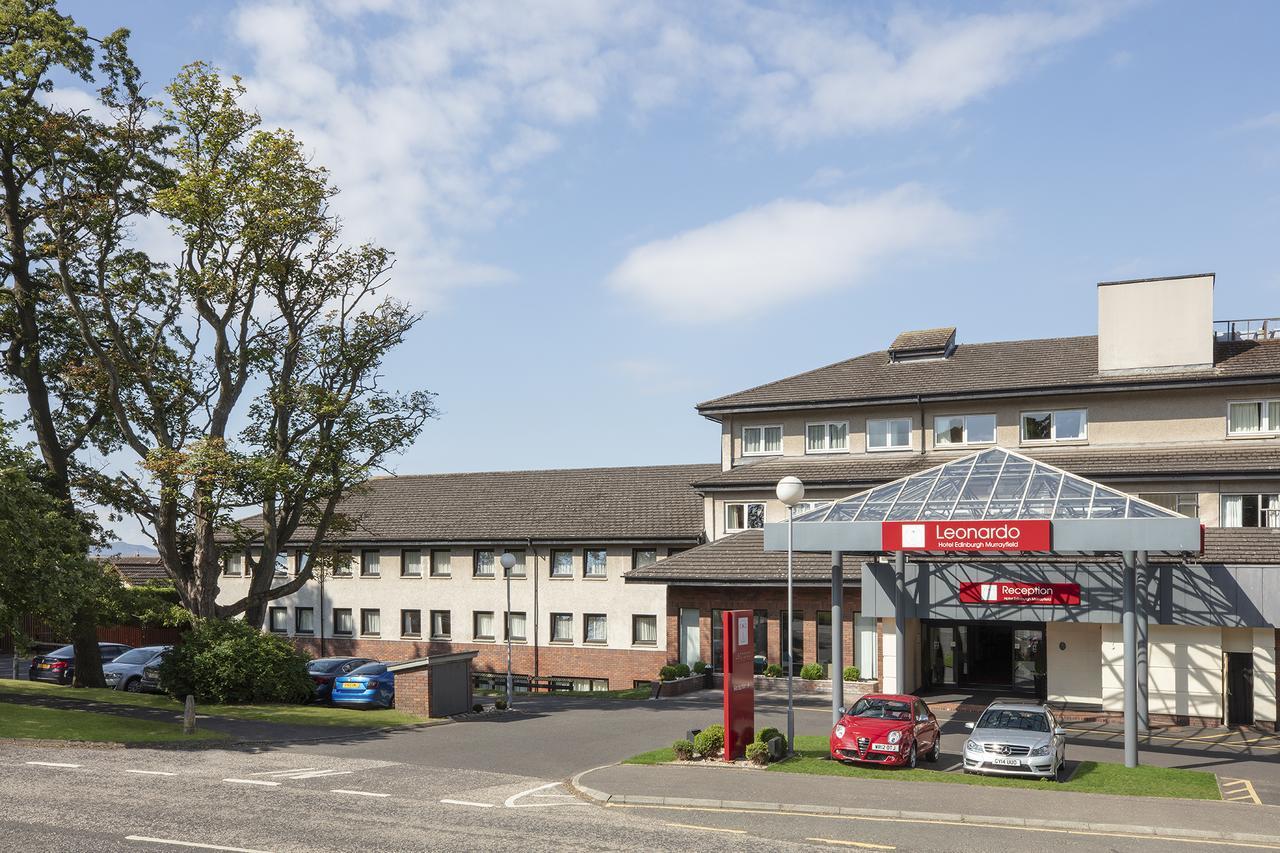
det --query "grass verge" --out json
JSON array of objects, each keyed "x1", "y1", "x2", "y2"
[
  {"x1": 0, "y1": 679, "x2": 427, "y2": 729},
  {"x1": 0, "y1": 701, "x2": 228, "y2": 743},
  {"x1": 622, "y1": 745, "x2": 678, "y2": 765}
]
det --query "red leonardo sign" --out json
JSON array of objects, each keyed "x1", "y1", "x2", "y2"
[
  {"x1": 722, "y1": 609, "x2": 755, "y2": 761},
  {"x1": 881, "y1": 520, "x2": 1052, "y2": 552},
  {"x1": 959, "y1": 581, "x2": 1081, "y2": 605}
]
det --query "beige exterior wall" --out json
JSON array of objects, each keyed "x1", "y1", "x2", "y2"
[
  {"x1": 1102, "y1": 624, "x2": 1225, "y2": 720},
  {"x1": 1098, "y1": 275, "x2": 1215, "y2": 372},
  {"x1": 1255, "y1": 631, "x2": 1279, "y2": 725},
  {"x1": 1046, "y1": 622, "x2": 1103, "y2": 705}
]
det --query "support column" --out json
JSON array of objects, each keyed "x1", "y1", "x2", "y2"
[
  {"x1": 1136, "y1": 550, "x2": 1150, "y2": 735},
  {"x1": 1122, "y1": 550, "x2": 1139, "y2": 768},
  {"x1": 832, "y1": 551, "x2": 844, "y2": 725},
  {"x1": 894, "y1": 551, "x2": 906, "y2": 695}
]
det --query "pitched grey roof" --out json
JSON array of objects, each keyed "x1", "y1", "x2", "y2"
[
  {"x1": 102, "y1": 556, "x2": 169, "y2": 585},
  {"x1": 693, "y1": 444, "x2": 1280, "y2": 490},
  {"x1": 697, "y1": 337, "x2": 1280, "y2": 414},
  {"x1": 230, "y1": 463, "x2": 719, "y2": 545},
  {"x1": 890, "y1": 327, "x2": 956, "y2": 356}
]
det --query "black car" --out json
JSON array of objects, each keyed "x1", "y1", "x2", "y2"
[
  {"x1": 29, "y1": 643, "x2": 134, "y2": 685},
  {"x1": 307, "y1": 657, "x2": 375, "y2": 703}
]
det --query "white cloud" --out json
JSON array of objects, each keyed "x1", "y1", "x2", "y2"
[{"x1": 605, "y1": 185, "x2": 984, "y2": 322}]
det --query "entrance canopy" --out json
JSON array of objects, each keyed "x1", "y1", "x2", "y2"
[{"x1": 763, "y1": 448, "x2": 1202, "y2": 555}]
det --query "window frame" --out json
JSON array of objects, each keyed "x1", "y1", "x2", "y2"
[
  {"x1": 401, "y1": 608, "x2": 422, "y2": 638},
  {"x1": 472, "y1": 549, "x2": 496, "y2": 578},
  {"x1": 294, "y1": 607, "x2": 314, "y2": 635},
  {"x1": 268, "y1": 606, "x2": 289, "y2": 634},
  {"x1": 865, "y1": 417, "x2": 913, "y2": 452},
  {"x1": 401, "y1": 549, "x2": 423, "y2": 578},
  {"x1": 473, "y1": 610, "x2": 496, "y2": 641},
  {"x1": 294, "y1": 551, "x2": 309, "y2": 576},
  {"x1": 805, "y1": 420, "x2": 850, "y2": 454},
  {"x1": 273, "y1": 551, "x2": 289, "y2": 577},
  {"x1": 1227, "y1": 399, "x2": 1280, "y2": 436},
  {"x1": 1019, "y1": 408, "x2": 1088, "y2": 444},
  {"x1": 1136, "y1": 492, "x2": 1200, "y2": 518},
  {"x1": 504, "y1": 549, "x2": 526, "y2": 578},
  {"x1": 741, "y1": 424, "x2": 784, "y2": 457},
  {"x1": 933, "y1": 413, "x2": 998, "y2": 448},
  {"x1": 632, "y1": 614, "x2": 658, "y2": 646},
  {"x1": 333, "y1": 608, "x2": 353, "y2": 636},
  {"x1": 359, "y1": 608, "x2": 381, "y2": 637},
  {"x1": 429, "y1": 609, "x2": 451, "y2": 640},
  {"x1": 1221, "y1": 493, "x2": 1280, "y2": 528},
  {"x1": 549, "y1": 549, "x2": 574, "y2": 578},
  {"x1": 429, "y1": 549, "x2": 451, "y2": 578},
  {"x1": 584, "y1": 548, "x2": 608, "y2": 579},
  {"x1": 550, "y1": 612, "x2": 574, "y2": 643},
  {"x1": 332, "y1": 550, "x2": 353, "y2": 577},
  {"x1": 222, "y1": 553, "x2": 244, "y2": 577},
  {"x1": 724, "y1": 501, "x2": 766, "y2": 532},
  {"x1": 583, "y1": 613, "x2": 608, "y2": 644},
  {"x1": 632, "y1": 548, "x2": 658, "y2": 569},
  {"x1": 360, "y1": 549, "x2": 381, "y2": 578},
  {"x1": 505, "y1": 610, "x2": 527, "y2": 642}
]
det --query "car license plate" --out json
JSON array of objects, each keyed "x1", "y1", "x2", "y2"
[
  {"x1": 992, "y1": 757, "x2": 1022, "y2": 766},
  {"x1": 341, "y1": 682, "x2": 360, "y2": 689},
  {"x1": 871, "y1": 743, "x2": 899, "y2": 752},
  {"x1": 38, "y1": 663, "x2": 50, "y2": 670}
]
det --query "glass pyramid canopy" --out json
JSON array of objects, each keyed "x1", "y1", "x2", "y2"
[{"x1": 793, "y1": 447, "x2": 1183, "y2": 524}]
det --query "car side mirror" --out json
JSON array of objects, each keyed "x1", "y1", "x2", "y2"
[
  {"x1": 837, "y1": 706, "x2": 846, "y2": 717},
  {"x1": 965, "y1": 722, "x2": 975, "y2": 730},
  {"x1": 1054, "y1": 726, "x2": 1067, "y2": 737}
]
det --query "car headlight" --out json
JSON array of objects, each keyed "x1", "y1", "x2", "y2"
[
  {"x1": 887, "y1": 730, "x2": 902, "y2": 744},
  {"x1": 834, "y1": 725, "x2": 846, "y2": 738},
  {"x1": 965, "y1": 739, "x2": 981, "y2": 753},
  {"x1": 1030, "y1": 744, "x2": 1051, "y2": 756}
]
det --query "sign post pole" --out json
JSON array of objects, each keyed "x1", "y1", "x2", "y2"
[
  {"x1": 722, "y1": 609, "x2": 755, "y2": 761},
  {"x1": 831, "y1": 551, "x2": 843, "y2": 726}
]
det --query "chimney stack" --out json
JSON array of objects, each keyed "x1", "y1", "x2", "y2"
[{"x1": 1097, "y1": 274, "x2": 1214, "y2": 373}]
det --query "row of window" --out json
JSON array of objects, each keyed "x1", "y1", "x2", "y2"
[
  {"x1": 741, "y1": 409, "x2": 1088, "y2": 457},
  {"x1": 266, "y1": 606, "x2": 659, "y2": 646},
  {"x1": 226, "y1": 548, "x2": 665, "y2": 579}
]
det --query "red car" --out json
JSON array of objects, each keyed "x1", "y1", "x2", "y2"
[{"x1": 829, "y1": 694, "x2": 942, "y2": 768}]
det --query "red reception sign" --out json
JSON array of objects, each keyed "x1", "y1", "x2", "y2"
[
  {"x1": 722, "y1": 609, "x2": 755, "y2": 761},
  {"x1": 959, "y1": 581, "x2": 1081, "y2": 605},
  {"x1": 881, "y1": 520, "x2": 1052, "y2": 552}
]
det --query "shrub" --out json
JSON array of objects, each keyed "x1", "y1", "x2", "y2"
[
  {"x1": 691, "y1": 661, "x2": 708, "y2": 674},
  {"x1": 843, "y1": 665, "x2": 860, "y2": 681},
  {"x1": 745, "y1": 742, "x2": 768, "y2": 766},
  {"x1": 672, "y1": 739, "x2": 695, "y2": 761},
  {"x1": 673, "y1": 663, "x2": 691, "y2": 678},
  {"x1": 693, "y1": 723, "x2": 724, "y2": 757},
  {"x1": 157, "y1": 617, "x2": 312, "y2": 705},
  {"x1": 472, "y1": 702, "x2": 483, "y2": 713},
  {"x1": 756, "y1": 726, "x2": 787, "y2": 754},
  {"x1": 495, "y1": 698, "x2": 508, "y2": 710},
  {"x1": 659, "y1": 664, "x2": 679, "y2": 681},
  {"x1": 763, "y1": 663, "x2": 784, "y2": 678},
  {"x1": 799, "y1": 662, "x2": 824, "y2": 680}
]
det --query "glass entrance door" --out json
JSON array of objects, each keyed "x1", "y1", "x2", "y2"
[
  {"x1": 924, "y1": 621, "x2": 1044, "y2": 693},
  {"x1": 1012, "y1": 629, "x2": 1045, "y2": 693}
]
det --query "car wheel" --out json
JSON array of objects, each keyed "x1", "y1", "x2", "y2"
[
  {"x1": 125, "y1": 677, "x2": 144, "y2": 693},
  {"x1": 927, "y1": 738, "x2": 941, "y2": 763},
  {"x1": 907, "y1": 743, "x2": 917, "y2": 769}
]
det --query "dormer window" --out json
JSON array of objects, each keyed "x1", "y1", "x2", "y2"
[{"x1": 742, "y1": 425, "x2": 782, "y2": 456}]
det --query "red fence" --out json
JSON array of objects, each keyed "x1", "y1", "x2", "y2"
[{"x1": 1, "y1": 618, "x2": 181, "y2": 653}]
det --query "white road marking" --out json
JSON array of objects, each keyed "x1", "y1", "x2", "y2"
[
  {"x1": 222, "y1": 779, "x2": 280, "y2": 786},
  {"x1": 807, "y1": 838, "x2": 896, "y2": 850},
  {"x1": 663, "y1": 822, "x2": 745, "y2": 834},
  {"x1": 125, "y1": 770, "x2": 177, "y2": 777},
  {"x1": 25, "y1": 761, "x2": 81, "y2": 768},
  {"x1": 440, "y1": 799, "x2": 495, "y2": 808},
  {"x1": 285, "y1": 769, "x2": 353, "y2": 779},
  {"x1": 124, "y1": 837, "x2": 276, "y2": 853},
  {"x1": 505, "y1": 781, "x2": 590, "y2": 808},
  {"x1": 330, "y1": 789, "x2": 391, "y2": 798},
  {"x1": 942, "y1": 762, "x2": 963, "y2": 772},
  {"x1": 248, "y1": 768, "x2": 316, "y2": 776}
]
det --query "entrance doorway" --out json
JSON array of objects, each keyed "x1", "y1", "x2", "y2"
[
  {"x1": 923, "y1": 621, "x2": 1045, "y2": 695},
  {"x1": 1226, "y1": 652, "x2": 1255, "y2": 726},
  {"x1": 678, "y1": 609, "x2": 700, "y2": 667}
]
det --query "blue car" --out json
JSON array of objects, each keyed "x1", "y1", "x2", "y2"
[
  {"x1": 103, "y1": 645, "x2": 172, "y2": 693},
  {"x1": 329, "y1": 661, "x2": 395, "y2": 709}
]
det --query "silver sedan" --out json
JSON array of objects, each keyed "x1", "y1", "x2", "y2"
[{"x1": 962, "y1": 702, "x2": 1067, "y2": 780}]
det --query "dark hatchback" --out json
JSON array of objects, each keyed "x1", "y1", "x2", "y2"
[
  {"x1": 29, "y1": 643, "x2": 134, "y2": 685},
  {"x1": 307, "y1": 657, "x2": 374, "y2": 703}
]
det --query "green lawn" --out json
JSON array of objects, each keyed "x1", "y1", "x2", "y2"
[
  {"x1": 621, "y1": 735, "x2": 1221, "y2": 801},
  {"x1": 0, "y1": 701, "x2": 228, "y2": 743},
  {"x1": 0, "y1": 679, "x2": 429, "y2": 728}
]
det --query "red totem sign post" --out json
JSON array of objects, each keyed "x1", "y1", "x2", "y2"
[{"x1": 722, "y1": 609, "x2": 755, "y2": 761}]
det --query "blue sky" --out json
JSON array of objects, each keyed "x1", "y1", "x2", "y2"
[{"x1": 58, "y1": 1, "x2": 1280, "y2": 540}]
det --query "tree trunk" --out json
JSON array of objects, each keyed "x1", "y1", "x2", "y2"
[{"x1": 70, "y1": 611, "x2": 104, "y2": 688}]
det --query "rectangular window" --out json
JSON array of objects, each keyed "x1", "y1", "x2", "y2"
[
  {"x1": 504, "y1": 550, "x2": 526, "y2": 578},
  {"x1": 725, "y1": 502, "x2": 765, "y2": 531},
  {"x1": 274, "y1": 552, "x2": 289, "y2": 577},
  {"x1": 754, "y1": 609, "x2": 768, "y2": 663},
  {"x1": 781, "y1": 610, "x2": 804, "y2": 675},
  {"x1": 401, "y1": 549, "x2": 422, "y2": 577},
  {"x1": 295, "y1": 607, "x2": 314, "y2": 634},
  {"x1": 632, "y1": 548, "x2": 658, "y2": 569},
  {"x1": 333, "y1": 608, "x2": 353, "y2": 636},
  {"x1": 584, "y1": 614, "x2": 607, "y2": 643},
  {"x1": 430, "y1": 609, "x2": 451, "y2": 639},
  {"x1": 711, "y1": 608, "x2": 723, "y2": 671},
  {"x1": 333, "y1": 550, "x2": 353, "y2": 577},
  {"x1": 742, "y1": 425, "x2": 783, "y2": 456},
  {"x1": 401, "y1": 609, "x2": 422, "y2": 637},
  {"x1": 360, "y1": 549, "x2": 380, "y2": 577},
  {"x1": 632, "y1": 614, "x2": 658, "y2": 645},
  {"x1": 584, "y1": 548, "x2": 608, "y2": 578},
  {"x1": 1222, "y1": 494, "x2": 1280, "y2": 528},
  {"x1": 1228, "y1": 400, "x2": 1280, "y2": 435},
  {"x1": 1137, "y1": 492, "x2": 1200, "y2": 517},
  {"x1": 360, "y1": 608, "x2": 381, "y2": 636},
  {"x1": 505, "y1": 611, "x2": 527, "y2": 642},
  {"x1": 223, "y1": 553, "x2": 243, "y2": 577},
  {"x1": 1021, "y1": 409, "x2": 1088, "y2": 442},
  {"x1": 805, "y1": 421, "x2": 849, "y2": 453},
  {"x1": 429, "y1": 549, "x2": 451, "y2": 577},
  {"x1": 294, "y1": 551, "x2": 309, "y2": 576},
  {"x1": 473, "y1": 610, "x2": 495, "y2": 640},
  {"x1": 934, "y1": 413, "x2": 997, "y2": 446},
  {"x1": 817, "y1": 610, "x2": 832, "y2": 665},
  {"x1": 550, "y1": 549, "x2": 574, "y2": 578},
  {"x1": 551, "y1": 613, "x2": 573, "y2": 643},
  {"x1": 268, "y1": 607, "x2": 288, "y2": 633},
  {"x1": 866, "y1": 417, "x2": 912, "y2": 451},
  {"x1": 473, "y1": 549, "x2": 495, "y2": 578}
]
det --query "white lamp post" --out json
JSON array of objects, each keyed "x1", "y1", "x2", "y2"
[
  {"x1": 500, "y1": 551, "x2": 517, "y2": 709},
  {"x1": 776, "y1": 475, "x2": 805, "y2": 756}
]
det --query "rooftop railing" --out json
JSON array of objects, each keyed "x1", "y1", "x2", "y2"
[{"x1": 1214, "y1": 318, "x2": 1280, "y2": 341}]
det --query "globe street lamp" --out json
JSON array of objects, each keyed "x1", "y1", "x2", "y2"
[
  {"x1": 500, "y1": 551, "x2": 517, "y2": 709},
  {"x1": 776, "y1": 475, "x2": 805, "y2": 756}
]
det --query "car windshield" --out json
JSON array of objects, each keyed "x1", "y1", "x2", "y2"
[
  {"x1": 112, "y1": 649, "x2": 157, "y2": 665},
  {"x1": 47, "y1": 645, "x2": 74, "y2": 657},
  {"x1": 350, "y1": 663, "x2": 386, "y2": 675},
  {"x1": 308, "y1": 659, "x2": 351, "y2": 673},
  {"x1": 976, "y1": 709, "x2": 1050, "y2": 732},
  {"x1": 848, "y1": 698, "x2": 912, "y2": 720}
]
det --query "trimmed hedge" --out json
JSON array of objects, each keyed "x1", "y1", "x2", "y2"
[
  {"x1": 659, "y1": 665, "x2": 679, "y2": 681},
  {"x1": 756, "y1": 726, "x2": 786, "y2": 754},
  {"x1": 673, "y1": 739, "x2": 695, "y2": 761},
  {"x1": 673, "y1": 663, "x2": 691, "y2": 678},
  {"x1": 745, "y1": 742, "x2": 769, "y2": 766},
  {"x1": 799, "y1": 662, "x2": 824, "y2": 680},
  {"x1": 763, "y1": 663, "x2": 784, "y2": 678},
  {"x1": 692, "y1": 660, "x2": 708, "y2": 674},
  {"x1": 157, "y1": 617, "x2": 312, "y2": 705},
  {"x1": 693, "y1": 723, "x2": 724, "y2": 757},
  {"x1": 843, "y1": 665, "x2": 860, "y2": 681}
]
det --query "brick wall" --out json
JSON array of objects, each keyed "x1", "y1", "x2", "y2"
[
  {"x1": 395, "y1": 668, "x2": 432, "y2": 716},
  {"x1": 291, "y1": 636, "x2": 665, "y2": 690}
]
